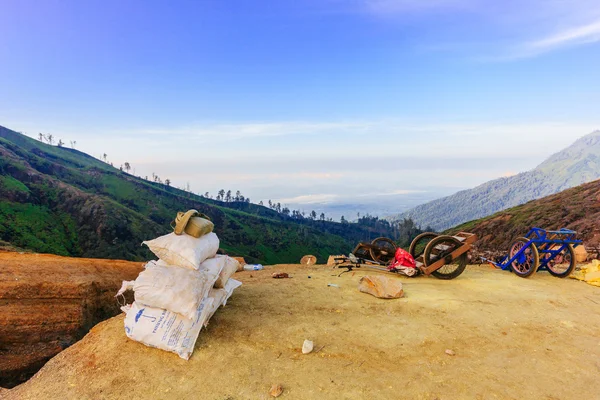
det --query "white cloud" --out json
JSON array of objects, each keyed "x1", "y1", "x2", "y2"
[
  {"x1": 360, "y1": 0, "x2": 600, "y2": 60},
  {"x1": 277, "y1": 189, "x2": 427, "y2": 205},
  {"x1": 109, "y1": 121, "x2": 374, "y2": 141},
  {"x1": 362, "y1": 0, "x2": 469, "y2": 13},
  {"x1": 486, "y1": 16, "x2": 600, "y2": 60},
  {"x1": 110, "y1": 119, "x2": 595, "y2": 142},
  {"x1": 277, "y1": 194, "x2": 339, "y2": 204},
  {"x1": 373, "y1": 189, "x2": 426, "y2": 196},
  {"x1": 85, "y1": 120, "x2": 597, "y2": 165},
  {"x1": 525, "y1": 18, "x2": 600, "y2": 53}
]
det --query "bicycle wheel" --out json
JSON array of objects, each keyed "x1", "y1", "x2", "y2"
[
  {"x1": 509, "y1": 237, "x2": 539, "y2": 278},
  {"x1": 409, "y1": 232, "x2": 438, "y2": 258},
  {"x1": 545, "y1": 245, "x2": 576, "y2": 278},
  {"x1": 423, "y1": 235, "x2": 467, "y2": 280},
  {"x1": 369, "y1": 237, "x2": 397, "y2": 264}
]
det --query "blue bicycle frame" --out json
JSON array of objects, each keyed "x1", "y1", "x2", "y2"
[{"x1": 483, "y1": 227, "x2": 582, "y2": 272}]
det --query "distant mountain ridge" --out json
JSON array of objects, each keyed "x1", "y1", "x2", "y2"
[
  {"x1": 396, "y1": 131, "x2": 600, "y2": 231},
  {"x1": 447, "y1": 177, "x2": 600, "y2": 254},
  {"x1": 0, "y1": 125, "x2": 395, "y2": 263}
]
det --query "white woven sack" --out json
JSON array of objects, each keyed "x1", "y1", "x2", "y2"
[
  {"x1": 122, "y1": 298, "x2": 213, "y2": 360},
  {"x1": 213, "y1": 255, "x2": 239, "y2": 288},
  {"x1": 204, "y1": 278, "x2": 242, "y2": 326},
  {"x1": 198, "y1": 255, "x2": 227, "y2": 282},
  {"x1": 154, "y1": 259, "x2": 224, "y2": 289},
  {"x1": 142, "y1": 232, "x2": 219, "y2": 270},
  {"x1": 205, "y1": 288, "x2": 227, "y2": 325},
  {"x1": 223, "y1": 278, "x2": 242, "y2": 305},
  {"x1": 116, "y1": 261, "x2": 212, "y2": 320}
]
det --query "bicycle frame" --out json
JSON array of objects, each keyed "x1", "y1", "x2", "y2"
[{"x1": 483, "y1": 227, "x2": 582, "y2": 271}]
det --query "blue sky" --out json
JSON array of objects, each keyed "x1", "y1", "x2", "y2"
[{"x1": 1, "y1": 0, "x2": 599, "y2": 217}]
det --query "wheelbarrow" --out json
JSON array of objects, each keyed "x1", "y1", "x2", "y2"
[
  {"x1": 408, "y1": 232, "x2": 477, "y2": 279},
  {"x1": 481, "y1": 227, "x2": 582, "y2": 278},
  {"x1": 351, "y1": 237, "x2": 397, "y2": 264},
  {"x1": 334, "y1": 232, "x2": 476, "y2": 280}
]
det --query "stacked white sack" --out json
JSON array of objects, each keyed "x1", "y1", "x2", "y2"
[
  {"x1": 197, "y1": 255, "x2": 242, "y2": 327},
  {"x1": 122, "y1": 297, "x2": 214, "y2": 360},
  {"x1": 142, "y1": 232, "x2": 220, "y2": 270},
  {"x1": 214, "y1": 255, "x2": 239, "y2": 288},
  {"x1": 205, "y1": 278, "x2": 243, "y2": 326},
  {"x1": 119, "y1": 231, "x2": 242, "y2": 360}
]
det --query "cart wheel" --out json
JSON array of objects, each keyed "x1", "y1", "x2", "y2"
[
  {"x1": 409, "y1": 232, "x2": 438, "y2": 258},
  {"x1": 369, "y1": 237, "x2": 397, "y2": 264},
  {"x1": 423, "y1": 235, "x2": 467, "y2": 280},
  {"x1": 544, "y1": 245, "x2": 576, "y2": 278},
  {"x1": 509, "y1": 237, "x2": 539, "y2": 278}
]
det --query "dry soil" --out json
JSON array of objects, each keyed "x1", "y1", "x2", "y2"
[{"x1": 4, "y1": 264, "x2": 600, "y2": 400}]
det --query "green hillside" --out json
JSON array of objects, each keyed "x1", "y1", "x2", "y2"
[
  {"x1": 396, "y1": 130, "x2": 600, "y2": 231},
  {"x1": 0, "y1": 125, "x2": 396, "y2": 264}
]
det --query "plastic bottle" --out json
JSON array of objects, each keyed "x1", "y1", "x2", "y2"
[{"x1": 243, "y1": 264, "x2": 264, "y2": 271}]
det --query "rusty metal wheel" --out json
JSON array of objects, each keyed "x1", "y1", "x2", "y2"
[
  {"x1": 409, "y1": 232, "x2": 438, "y2": 259},
  {"x1": 423, "y1": 235, "x2": 467, "y2": 280},
  {"x1": 369, "y1": 237, "x2": 397, "y2": 264}
]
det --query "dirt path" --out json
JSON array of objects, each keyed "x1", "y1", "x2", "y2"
[{"x1": 5, "y1": 264, "x2": 600, "y2": 400}]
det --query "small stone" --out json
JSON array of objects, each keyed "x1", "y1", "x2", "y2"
[
  {"x1": 445, "y1": 349, "x2": 456, "y2": 356},
  {"x1": 269, "y1": 384, "x2": 283, "y2": 398},
  {"x1": 272, "y1": 272, "x2": 289, "y2": 279},
  {"x1": 302, "y1": 339, "x2": 314, "y2": 354}
]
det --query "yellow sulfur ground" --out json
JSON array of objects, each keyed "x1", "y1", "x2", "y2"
[{"x1": 570, "y1": 260, "x2": 600, "y2": 287}]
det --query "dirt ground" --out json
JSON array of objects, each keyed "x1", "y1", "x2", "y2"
[{"x1": 4, "y1": 264, "x2": 600, "y2": 400}]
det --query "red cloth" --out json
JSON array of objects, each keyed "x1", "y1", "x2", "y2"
[{"x1": 389, "y1": 248, "x2": 416, "y2": 270}]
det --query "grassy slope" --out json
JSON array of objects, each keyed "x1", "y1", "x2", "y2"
[
  {"x1": 446, "y1": 178, "x2": 600, "y2": 252},
  {"x1": 0, "y1": 126, "x2": 391, "y2": 263}
]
